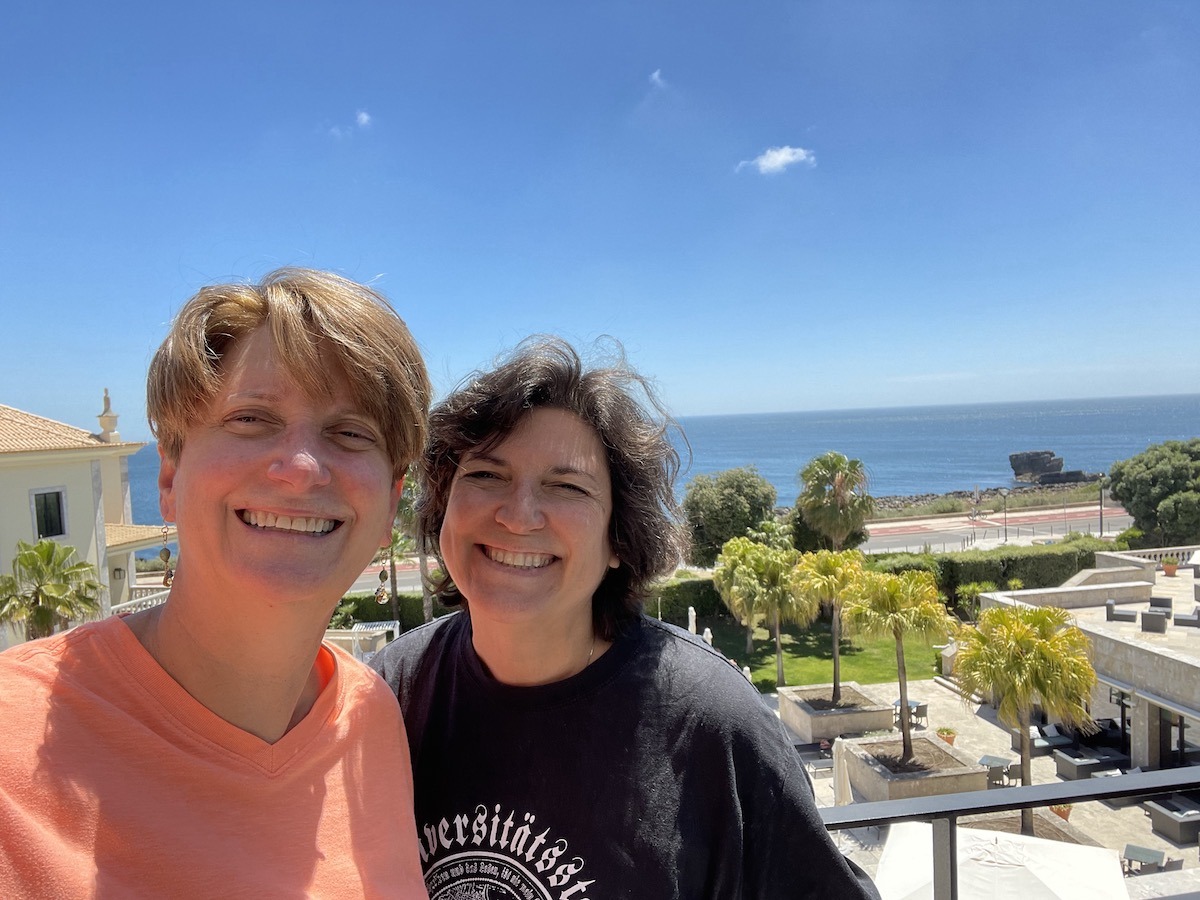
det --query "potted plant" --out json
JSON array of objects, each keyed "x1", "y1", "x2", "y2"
[
  {"x1": 935, "y1": 726, "x2": 957, "y2": 746},
  {"x1": 1049, "y1": 803, "x2": 1072, "y2": 821},
  {"x1": 1162, "y1": 556, "x2": 1179, "y2": 577}
]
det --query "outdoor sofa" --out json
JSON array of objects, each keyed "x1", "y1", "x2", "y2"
[
  {"x1": 1053, "y1": 747, "x2": 1131, "y2": 780},
  {"x1": 1144, "y1": 794, "x2": 1200, "y2": 843},
  {"x1": 1105, "y1": 599, "x2": 1137, "y2": 623},
  {"x1": 1174, "y1": 605, "x2": 1200, "y2": 628},
  {"x1": 1011, "y1": 723, "x2": 1073, "y2": 756}
]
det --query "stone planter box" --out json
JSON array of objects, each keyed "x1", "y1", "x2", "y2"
[
  {"x1": 842, "y1": 734, "x2": 987, "y2": 803},
  {"x1": 777, "y1": 682, "x2": 894, "y2": 743}
]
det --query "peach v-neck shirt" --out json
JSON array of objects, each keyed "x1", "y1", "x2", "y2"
[{"x1": 0, "y1": 616, "x2": 427, "y2": 898}]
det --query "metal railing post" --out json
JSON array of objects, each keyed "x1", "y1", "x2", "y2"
[{"x1": 932, "y1": 815, "x2": 957, "y2": 900}]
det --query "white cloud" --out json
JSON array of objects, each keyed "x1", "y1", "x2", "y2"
[
  {"x1": 736, "y1": 145, "x2": 816, "y2": 175},
  {"x1": 329, "y1": 125, "x2": 349, "y2": 140},
  {"x1": 649, "y1": 69, "x2": 667, "y2": 90},
  {"x1": 356, "y1": 110, "x2": 372, "y2": 128}
]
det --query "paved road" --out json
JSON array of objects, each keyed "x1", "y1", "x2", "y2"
[{"x1": 863, "y1": 503, "x2": 1132, "y2": 554}]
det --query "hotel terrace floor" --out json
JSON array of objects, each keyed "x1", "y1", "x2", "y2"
[{"x1": 766, "y1": 565, "x2": 1200, "y2": 899}]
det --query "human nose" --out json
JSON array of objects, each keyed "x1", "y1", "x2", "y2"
[
  {"x1": 267, "y1": 427, "x2": 333, "y2": 489},
  {"x1": 494, "y1": 482, "x2": 545, "y2": 533}
]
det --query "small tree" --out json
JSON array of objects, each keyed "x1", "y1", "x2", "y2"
[
  {"x1": 846, "y1": 570, "x2": 955, "y2": 762},
  {"x1": 792, "y1": 549, "x2": 865, "y2": 703},
  {"x1": 797, "y1": 452, "x2": 875, "y2": 551},
  {"x1": 714, "y1": 537, "x2": 766, "y2": 655},
  {"x1": 954, "y1": 605, "x2": 1096, "y2": 835},
  {"x1": 682, "y1": 467, "x2": 777, "y2": 567},
  {"x1": 1109, "y1": 439, "x2": 1200, "y2": 546},
  {"x1": 0, "y1": 539, "x2": 103, "y2": 642}
]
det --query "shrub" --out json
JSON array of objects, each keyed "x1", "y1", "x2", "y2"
[
  {"x1": 335, "y1": 590, "x2": 455, "y2": 632},
  {"x1": 866, "y1": 552, "x2": 940, "y2": 578},
  {"x1": 1114, "y1": 527, "x2": 1146, "y2": 551},
  {"x1": 647, "y1": 575, "x2": 726, "y2": 626},
  {"x1": 939, "y1": 551, "x2": 1005, "y2": 596},
  {"x1": 923, "y1": 543, "x2": 1100, "y2": 600}
]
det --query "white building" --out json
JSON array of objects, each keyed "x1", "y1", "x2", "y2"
[{"x1": 0, "y1": 394, "x2": 170, "y2": 649}]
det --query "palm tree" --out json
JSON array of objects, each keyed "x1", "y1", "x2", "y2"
[
  {"x1": 715, "y1": 538, "x2": 819, "y2": 684},
  {"x1": 796, "y1": 451, "x2": 874, "y2": 551},
  {"x1": 792, "y1": 549, "x2": 865, "y2": 703},
  {"x1": 846, "y1": 570, "x2": 955, "y2": 762},
  {"x1": 714, "y1": 537, "x2": 765, "y2": 656},
  {"x1": 750, "y1": 544, "x2": 817, "y2": 686},
  {"x1": 0, "y1": 539, "x2": 103, "y2": 641},
  {"x1": 395, "y1": 469, "x2": 436, "y2": 623},
  {"x1": 954, "y1": 604, "x2": 1096, "y2": 835}
]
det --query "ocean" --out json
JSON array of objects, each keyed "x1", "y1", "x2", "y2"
[{"x1": 126, "y1": 393, "x2": 1200, "y2": 534}]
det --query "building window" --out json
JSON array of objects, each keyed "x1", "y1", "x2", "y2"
[{"x1": 33, "y1": 490, "x2": 66, "y2": 539}]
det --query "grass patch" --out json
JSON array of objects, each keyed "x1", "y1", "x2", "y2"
[
  {"x1": 703, "y1": 615, "x2": 944, "y2": 694},
  {"x1": 873, "y1": 497, "x2": 970, "y2": 519},
  {"x1": 873, "y1": 483, "x2": 1104, "y2": 519}
]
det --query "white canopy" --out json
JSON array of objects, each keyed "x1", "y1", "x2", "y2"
[{"x1": 874, "y1": 821, "x2": 1126, "y2": 900}]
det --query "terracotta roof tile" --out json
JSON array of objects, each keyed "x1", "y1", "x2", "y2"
[{"x1": 0, "y1": 404, "x2": 142, "y2": 454}]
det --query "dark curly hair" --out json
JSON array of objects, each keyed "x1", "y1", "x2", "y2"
[{"x1": 418, "y1": 337, "x2": 687, "y2": 640}]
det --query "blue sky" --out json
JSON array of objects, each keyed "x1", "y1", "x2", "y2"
[{"x1": 3, "y1": 1, "x2": 1197, "y2": 443}]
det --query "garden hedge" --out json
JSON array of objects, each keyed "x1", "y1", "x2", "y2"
[{"x1": 871, "y1": 537, "x2": 1109, "y2": 601}]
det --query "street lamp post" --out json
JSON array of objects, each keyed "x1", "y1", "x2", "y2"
[
  {"x1": 1099, "y1": 477, "x2": 1107, "y2": 536},
  {"x1": 998, "y1": 488, "x2": 1010, "y2": 542}
]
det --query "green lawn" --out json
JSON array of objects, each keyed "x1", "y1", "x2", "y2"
[{"x1": 701, "y1": 615, "x2": 946, "y2": 694}]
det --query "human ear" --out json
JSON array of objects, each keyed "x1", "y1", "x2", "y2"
[
  {"x1": 158, "y1": 445, "x2": 179, "y2": 523},
  {"x1": 380, "y1": 476, "x2": 405, "y2": 549}
]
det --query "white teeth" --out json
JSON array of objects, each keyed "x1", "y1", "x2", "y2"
[
  {"x1": 486, "y1": 546, "x2": 553, "y2": 569},
  {"x1": 240, "y1": 510, "x2": 337, "y2": 534}
]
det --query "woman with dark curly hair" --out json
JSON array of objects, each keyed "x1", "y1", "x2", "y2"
[{"x1": 372, "y1": 337, "x2": 878, "y2": 899}]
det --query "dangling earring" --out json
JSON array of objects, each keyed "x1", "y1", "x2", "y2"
[
  {"x1": 374, "y1": 569, "x2": 388, "y2": 604},
  {"x1": 160, "y1": 524, "x2": 174, "y2": 587}
]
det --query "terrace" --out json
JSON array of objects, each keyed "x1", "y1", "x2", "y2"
[{"x1": 796, "y1": 550, "x2": 1200, "y2": 898}]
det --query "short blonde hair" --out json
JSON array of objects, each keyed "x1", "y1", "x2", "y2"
[{"x1": 147, "y1": 268, "x2": 430, "y2": 478}]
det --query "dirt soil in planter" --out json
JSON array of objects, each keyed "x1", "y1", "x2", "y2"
[
  {"x1": 867, "y1": 738, "x2": 963, "y2": 774},
  {"x1": 796, "y1": 685, "x2": 878, "y2": 711}
]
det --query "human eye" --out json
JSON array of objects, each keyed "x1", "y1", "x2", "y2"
[
  {"x1": 456, "y1": 458, "x2": 505, "y2": 483},
  {"x1": 461, "y1": 468, "x2": 500, "y2": 482},
  {"x1": 550, "y1": 478, "x2": 594, "y2": 498},
  {"x1": 223, "y1": 409, "x2": 274, "y2": 433},
  {"x1": 329, "y1": 420, "x2": 380, "y2": 449}
]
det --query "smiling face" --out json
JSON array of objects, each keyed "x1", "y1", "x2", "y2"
[
  {"x1": 439, "y1": 407, "x2": 619, "y2": 635},
  {"x1": 158, "y1": 325, "x2": 401, "y2": 609}
]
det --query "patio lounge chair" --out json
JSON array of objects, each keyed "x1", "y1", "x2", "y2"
[
  {"x1": 1141, "y1": 609, "x2": 1168, "y2": 633},
  {"x1": 1106, "y1": 599, "x2": 1137, "y2": 623},
  {"x1": 1174, "y1": 605, "x2": 1200, "y2": 627}
]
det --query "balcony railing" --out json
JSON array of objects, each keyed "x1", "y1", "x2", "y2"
[
  {"x1": 110, "y1": 589, "x2": 170, "y2": 615},
  {"x1": 819, "y1": 767, "x2": 1200, "y2": 900}
]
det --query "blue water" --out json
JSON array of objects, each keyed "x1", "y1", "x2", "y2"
[
  {"x1": 127, "y1": 394, "x2": 1200, "y2": 534},
  {"x1": 672, "y1": 394, "x2": 1200, "y2": 506}
]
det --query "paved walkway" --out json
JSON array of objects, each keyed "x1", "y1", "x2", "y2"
[{"x1": 767, "y1": 677, "x2": 1200, "y2": 898}]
